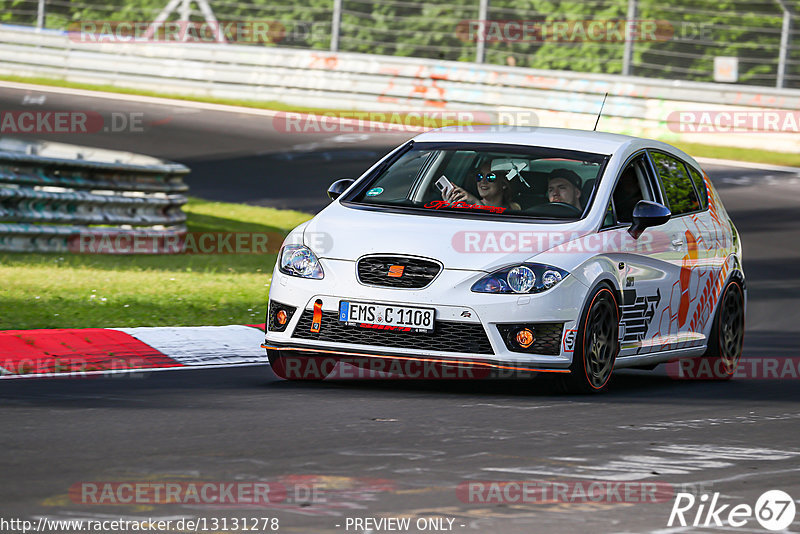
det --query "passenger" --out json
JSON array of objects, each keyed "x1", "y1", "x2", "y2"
[
  {"x1": 443, "y1": 161, "x2": 520, "y2": 210},
  {"x1": 547, "y1": 169, "x2": 582, "y2": 209}
]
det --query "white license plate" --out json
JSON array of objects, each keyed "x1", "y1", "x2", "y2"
[{"x1": 338, "y1": 301, "x2": 435, "y2": 333}]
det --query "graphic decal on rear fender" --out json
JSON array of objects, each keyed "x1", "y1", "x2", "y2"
[{"x1": 649, "y1": 175, "x2": 736, "y2": 352}]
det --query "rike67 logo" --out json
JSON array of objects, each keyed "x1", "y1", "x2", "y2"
[{"x1": 668, "y1": 489, "x2": 795, "y2": 531}]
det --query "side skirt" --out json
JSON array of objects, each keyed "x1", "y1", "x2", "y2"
[{"x1": 614, "y1": 345, "x2": 707, "y2": 369}]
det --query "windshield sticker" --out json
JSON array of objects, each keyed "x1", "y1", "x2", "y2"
[
  {"x1": 424, "y1": 200, "x2": 506, "y2": 214},
  {"x1": 366, "y1": 187, "x2": 384, "y2": 197}
]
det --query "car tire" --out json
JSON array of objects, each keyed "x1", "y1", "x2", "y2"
[
  {"x1": 560, "y1": 285, "x2": 620, "y2": 394},
  {"x1": 267, "y1": 350, "x2": 331, "y2": 381},
  {"x1": 698, "y1": 280, "x2": 745, "y2": 380}
]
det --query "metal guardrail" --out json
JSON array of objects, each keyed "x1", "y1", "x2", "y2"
[
  {"x1": 0, "y1": 137, "x2": 189, "y2": 252},
  {"x1": 6, "y1": 0, "x2": 800, "y2": 89},
  {"x1": 1, "y1": 24, "x2": 799, "y2": 152}
]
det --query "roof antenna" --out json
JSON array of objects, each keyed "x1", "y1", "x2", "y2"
[{"x1": 593, "y1": 93, "x2": 608, "y2": 131}]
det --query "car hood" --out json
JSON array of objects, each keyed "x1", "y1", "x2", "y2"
[{"x1": 303, "y1": 201, "x2": 595, "y2": 272}]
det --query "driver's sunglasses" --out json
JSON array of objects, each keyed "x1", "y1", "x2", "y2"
[{"x1": 476, "y1": 172, "x2": 498, "y2": 183}]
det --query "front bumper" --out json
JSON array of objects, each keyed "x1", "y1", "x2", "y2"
[
  {"x1": 265, "y1": 258, "x2": 589, "y2": 369},
  {"x1": 262, "y1": 342, "x2": 572, "y2": 379}
]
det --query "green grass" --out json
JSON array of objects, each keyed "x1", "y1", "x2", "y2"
[
  {"x1": 4, "y1": 74, "x2": 799, "y2": 168},
  {"x1": 0, "y1": 198, "x2": 313, "y2": 330},
  {"x1": 662, "y1": 140, "x2": 800, "y2": 168}
]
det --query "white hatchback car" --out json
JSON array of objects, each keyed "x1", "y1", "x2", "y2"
[{"x1": 263, "y1": 127, "x2": 745, "y2": 393}]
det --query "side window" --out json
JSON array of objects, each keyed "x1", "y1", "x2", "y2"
[
  {"x1": 435, "y1": 151, "x2": 479, "y2": 191},
  {"x1": 650, "y1": 152, "x2": 700, "y2": 216},
  {"x1": 426, "y1": 151, "x2": 480, "y2": 201},
  {"x1": 604, "y1": 155, "x2": 651, "y2": 226},
  {"x1": 376, "y1": 149, "x2": 432, "y2": 201},
  {"x1": 686, "y1": 165, "x2": 709, "y2": 210}
]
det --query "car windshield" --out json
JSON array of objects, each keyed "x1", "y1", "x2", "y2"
[{"x1": 347, "y1": 143, "x2": 608, "y2": 219}]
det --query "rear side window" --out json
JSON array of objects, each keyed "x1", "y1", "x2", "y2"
[
  {"x1": 686, "y1": 165, "x2": 709, "y2": 210},
  {"x1": 650, "y1": 151, "x2": 700, "y2": 216}
]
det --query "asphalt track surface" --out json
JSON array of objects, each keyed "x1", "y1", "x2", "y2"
[{"x1": 1, "y1": 85, "x2": 800, "y2": 533}]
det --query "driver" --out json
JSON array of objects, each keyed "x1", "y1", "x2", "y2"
[{"x1": 547, "y1": 169, "x2": 582, "y2": 209}]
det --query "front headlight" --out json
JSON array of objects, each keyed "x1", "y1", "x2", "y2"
[
  {"x1": 279, "y1": 245, "x2": 324, "y2": 279},
  {"x1": 471, "y1": 263, "x2": 569, "y2": 294}
]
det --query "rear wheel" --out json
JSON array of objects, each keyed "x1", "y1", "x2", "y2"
[
  {"x1": 700, "y1": 280, "x2": 745, "y2": 380},
  {"x1": 561, "y1": 286, "x2": 619, "y2": 394}
]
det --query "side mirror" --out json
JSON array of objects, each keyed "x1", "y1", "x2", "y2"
[
  {"x1": 327, "y1": 179, "x2": 354, "y2": 201},
  {"x1": 628, "y1": 200, "x2": 671, "y2": 239}
]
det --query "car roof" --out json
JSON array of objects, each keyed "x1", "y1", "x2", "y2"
[{"x1": 412, "y1": 126, "x2": 692, "y2": 162}]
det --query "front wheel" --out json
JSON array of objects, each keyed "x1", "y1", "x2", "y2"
[{"x1": 560, "y1": 286, "x2": 620, "y2": 394}]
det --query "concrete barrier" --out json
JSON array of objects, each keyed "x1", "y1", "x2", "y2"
[
  {"x1": 1, "y1": 24, "x2": 799, "y2": 153},
  {"x1": 0, "y1": 137, "x2": 188, "y2": 252}
]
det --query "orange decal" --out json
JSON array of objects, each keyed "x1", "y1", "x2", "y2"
[
  {"x1": 678, "y1": 230, "x2": 698, "y2": 327},
  {"x1": 310, "y1": 300, "x2": 323, "y2": 333}
]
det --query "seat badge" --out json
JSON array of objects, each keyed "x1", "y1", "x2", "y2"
[{"x1": 388, "y1": 265, "x2": 405, "y2": 278}]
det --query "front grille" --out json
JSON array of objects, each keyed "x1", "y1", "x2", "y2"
[
  {"x1": 357, "y1": 255, "x2": 442, "y2": 289},
  {"x1": 292, "y1": 310, "x2": 494, "y2": 354},
  {"x1": 496, "y1": 323, "x2": 564, "y2": 355}
]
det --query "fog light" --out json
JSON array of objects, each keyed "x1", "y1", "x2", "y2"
[
  {"x1": 515, "y1": 328, "x2": 534, "y2": 349},
  {"x1": 268, "y1": 301, "x2": 296, "y2": 333},
  {"x1": 276, "y1": 310, "x2": 288, "y2": 325}
]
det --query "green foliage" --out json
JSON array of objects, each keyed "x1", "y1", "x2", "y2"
[
  {"x1": 339, "y1": 0, "x2": 479, "y2": 60},
  {"x1": 4, "y1": 0, "x2": 796, "y2": 86},
  {"x1": 0, "y1": 0, "x2": 39, "y2": 24},
  {"x1": 635, "y1": 0, "x2": 786, "y2": 85}
]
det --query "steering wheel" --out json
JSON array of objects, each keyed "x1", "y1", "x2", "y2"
[{"x1": 527, "y1": 202, "x2": 582, "y2": 216}]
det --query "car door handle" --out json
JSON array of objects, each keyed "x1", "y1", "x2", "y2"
[{"x1": 671, "y1": 239, "x2": 684, "y2": 248}]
